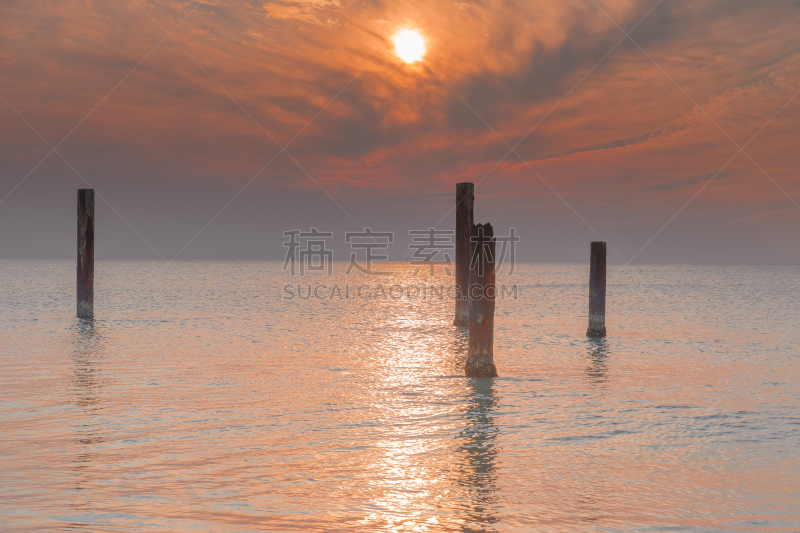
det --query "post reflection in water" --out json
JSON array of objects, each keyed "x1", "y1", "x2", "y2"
[
  {"x1": 585, "y1": 338, "x2": 610, "y2": 385},
  {"x1": 449, "y1": 327, "x2": 470, "y2": 376},
  {"x1": 455, "y1": 378, "x2": 499, "y2": 533},
  {"x1": 578, "y1": 339, "x2": 611, "y2": 525},
  {"x1": 68, "y1": 318, "x2": 106, "y2": 527}
]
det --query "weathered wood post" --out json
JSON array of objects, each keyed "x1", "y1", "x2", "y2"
[
  {"x1": 77, "y1": 189, "x2": 94, "y2": 319},
  {"x1": 586, "y1": 241, "x2": 606, "y2": 338},
  {"x1": 454, "y1": 182, "x2": 474, "y2": 327},
  {"x1": 466, "y1": 223, "x2": 498, "y2": 377}
]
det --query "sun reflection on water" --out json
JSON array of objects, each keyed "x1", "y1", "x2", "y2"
[{"x1": 353, "y1": 264, "x2": 502, "y2": 532}]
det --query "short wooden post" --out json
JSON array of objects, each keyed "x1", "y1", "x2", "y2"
[
  {"x1": 466, "y1": 223, "x2": 498, "y2": 377},
  {"x1": 454, "y1": 182, "x2": 474, "y2": 327},
  {"x1": 586, "y1": 241, "x2": 606, "y2": 338},
  {"x1": 77, "y1": 189, "x2": 94, "y2": 319}
]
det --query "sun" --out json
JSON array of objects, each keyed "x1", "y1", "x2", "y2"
[{"x1": 393, "y1": 29, "x2": 426, "y2": 64}]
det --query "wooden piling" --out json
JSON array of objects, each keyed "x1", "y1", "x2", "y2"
[
  {"x1": 466, "y1": 223, "x2": 498, "y2": 378},
  {"x1": 77, "y1": 189, "x2": 94, "y2": 319},
  {"x1": 454, "y1": 182, "x2": 474, "y2": 327},
  {"x1": 586, "y1": 241, "x2": 606, "y2": 338}
]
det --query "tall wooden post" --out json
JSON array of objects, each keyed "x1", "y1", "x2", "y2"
[
  {"x1": 454, "y1": 182, "x2": 474, "y2": 327},
  {"x1": 77, "y1": 189, "x2": 94, "y2": 319},
  {"x1": 466, "y1": 223, "x2": 498, "y2": 377},
  {"x1": 586, "y1": 241, "x2": 606, "y2": 338}
]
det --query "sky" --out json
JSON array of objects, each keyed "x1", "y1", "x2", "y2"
[{"x1": 0, "y1": 0, "x2": 799, "y2": 263}]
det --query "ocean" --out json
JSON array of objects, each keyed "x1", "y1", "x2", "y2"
[{"x1": 1, "y1": 260, "x2": 798, "y2": 532}]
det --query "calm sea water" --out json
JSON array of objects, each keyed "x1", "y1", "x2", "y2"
[{"x1": 1, "y1": 261, "x2": 798, "y2": 532}]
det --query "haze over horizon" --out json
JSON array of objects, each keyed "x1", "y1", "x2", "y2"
[{"x1": 1, "y1": 0, "x2": 799, "y2": 264}]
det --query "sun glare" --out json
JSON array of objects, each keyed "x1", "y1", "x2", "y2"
[{"x1": 394, "y1": 29, "x2": 426, "y2": 64}]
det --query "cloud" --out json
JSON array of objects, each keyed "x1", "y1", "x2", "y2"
[
  {"x1": 263, "y1": 0, "x2": 340, "y2": 26},
  {"x1": 643, "y1": 171, "x2": 731, "y2": 192}
]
